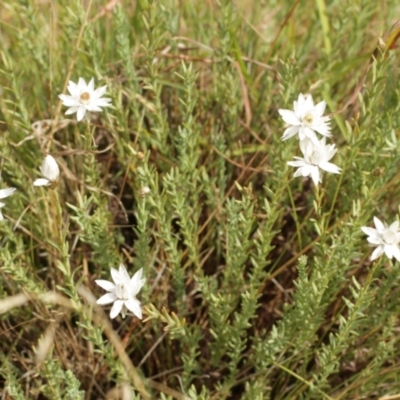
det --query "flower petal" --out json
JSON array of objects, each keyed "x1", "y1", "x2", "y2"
[
  {"x1": 310, "y1": 166, "x2": 320, "y2": 185},
  {"x1": 314, "y1": 100, "x2": 326, "y2": 117},
  {"x1": 131, "y1": 268, "x2": 146, "y2": 295},
  {"x1": 295, "y1": 93, "x2": 308, "y2": 112},
  {"x1": 392, "y1": 245, "x2": 400, "y2": 261},
  {"x1": 110, "y1": 300, "x2": 124, "y2": 319},
  {"x1": 373, "y1": 217, "x2": 385, "y2": 232},
  {"x1": 299, "y1": 137, "x2": 314, "y2": 156},
  {"x1": 85, "y1": 105, "x2": 103, "y2": 112},
  {"x1": 118, "y1": 264, "x2": 131, "y2": 282},
  {"x1": 313, "y1": 121, "x2": 331, "y2": 137},
  {"x1": 390, "y1": 220, "x2": 399, "y2": 231},
  {"x1": 319, "y1": 161, "x2": 341, "y2": 174},
  {"x1": 76, "y1": 106, "x2": 87, "y2": 122},
  {"x1": 78, "y1": 77, "x2": 87, "y2": 89},
  {"x1": 93, "y1": 85, "x2": 107, "y2": 99},
  {"x1": 371, "y1": 245, "x2": 384, "y2": 261},
  {"x1": 95, "y1": 279, "x2": 115, "y2": 292},
  {"x1": 367, "y1": 236, "x2": 382, "y2": 245},
  {"x1": 125, "y1": 298, "x2": 142, "y2": 319},
  {"x1": 67, "y1": 80, "x2": 79, "y2": 96},
  {"x1": 361, "y1": 227, "x2": 377, "y2": 237},
  {"x1": 65, "y1": 106, "x2": 79, "y2": 115},
  {"x1": 302, "y1": 94, "x2": 314, "y2": 112},
  {"x1": 0, "y1": 188, "x2": 16, "y2": 199},
  {"x1": 41, "y1": 155, "x2": 60, "y2": 182},
  {"x1": 281, "y1": 125, "x2": 299, "y2": 141},
  {"x1": 385, "y1": 245, "x2": 394, "y2": 259},
  {"x1": 59, "y1": 94, "x2": 79, "y2": 107},
  {"x1": 302, "y1": 165, "x2": 315, "y2": 177},
  {"x1": 111, "y1": 267, "x2": 122, "y2": 284},
  {"x1": 288, "y1": 160, "x2": 307, "y2": 168},
  {"x1": 88, "y1": 78, "x2": 95, "y2": 92},
  {"x1": 33, "y1": 178, "x2": 50, "y2": 186},
  {"x1": 93, "y1": 98, "x2": 112, "y2": 107},
  {"x1": 278, "y1": 109, "x2": 300, "y2": 126},
  {"x1": 293, "y1": 167, "x2": 305, "y2": 178},
  {"x1": 299, "y1": 127, "x2": 318, "y2": 142},
  {"x1": 131, "y1": 268, "x2": 142, "y2": 283},
  {"x1": 97, "y1": 293, "x2": 117, "y2": 305}
]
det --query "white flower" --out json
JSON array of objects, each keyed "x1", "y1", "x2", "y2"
[
  {"x1": 287, "y1": 138, "x2": 341, "y2": 185},
  {"x1": 278, "y1": 93, "x2": 331, "y2": 141},
  {"x1": 33, "y1": 155, "x2": 60, "y2": 186},
  {"x1": 0, "y1": 187, "x2": 16, "y2": 221},
  {"x1": 95, "y1": 264, "x2": 146, "y2": 319},
  {"x1": 361, "y1": 217, "x2": 400, "y2": 261},
  {"x1": 58, "y1": 78, "x2": 112, "y2": 122}
]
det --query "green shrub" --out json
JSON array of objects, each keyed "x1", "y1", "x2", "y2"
[{"x1": 1, "y1": 0, "x2": 400, "y2": 398}]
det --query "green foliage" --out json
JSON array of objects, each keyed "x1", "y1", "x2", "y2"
[
  {"x1": 1, "y1": 0, "x2": 400, "y2": 399},
  {"x1": 39, "y1": 357, "x2": 85, "y2": 400},
  {"x1": 143, "y1": 303, "x2": 186, "y2": 338},
  {"x1": 0, "y1": 350, "x2": 26, "y2": 400}
]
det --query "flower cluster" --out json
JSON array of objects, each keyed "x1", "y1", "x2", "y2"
[
  {"x1": 279, "y1": 93, "x2": 398, "y2": 264},
  {"x1": 279, "y1": 93, "x2": 341, "y2": 185},
  {"x1": 0, "y1": 81, "x2": 395, "y2": 328},
  {"x1": 0, "y1": 77, "x2": 146, "y2": 320},
  {"x1": 58, "y1": 79, "x2": 145, "y2": 318}
]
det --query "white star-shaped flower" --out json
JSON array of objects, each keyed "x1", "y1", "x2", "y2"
[
  {"x1": 361, "y1": 217, "x2": 400, "y2": 261},
  {"x1": 279, "y1": 93, "x2": 331, "y2": 142},
  {"x1": 287, "y1": 138, "x2": 341, "y2": 185},
  {"x1": 95, "y1": 264, "x2": 146, "y2": 319},
  {"x1": 0, "y1": 187, "x2": 16, "y2": 221},
  {"x1": 33, "y1": 155, "x2": 60, "y2": 186},
  {"x1": 58, "y1": 78, "x2": 112, "y2": 122}
]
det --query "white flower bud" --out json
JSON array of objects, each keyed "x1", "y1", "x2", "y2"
[{"x1": 33, "y1": 155, "x2": 60, "y2": 186}]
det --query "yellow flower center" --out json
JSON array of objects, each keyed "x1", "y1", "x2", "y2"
[
  {"x1": 302, "y1": 113, "x2": 314, "y2": 126},
  {"x1": 79, "y1": 92, "x2": 91, "y2": 105}
]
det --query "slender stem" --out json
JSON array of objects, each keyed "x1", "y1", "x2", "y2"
[
  {"x1": 287, "y1": 184, "x2": 302, "y2": 249},
  {"x1": 315, "y1": 0, "x2": 332, "y2": 55},
  {"x1": 314, "y1": 183, "x2": 324, "y2": 218},
  {"x1": 47, "y1": 0, "x2": 95, "y2": 152},
  {"x1": 272, "y1": 361, "x2": 334, "y2": 400}
]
